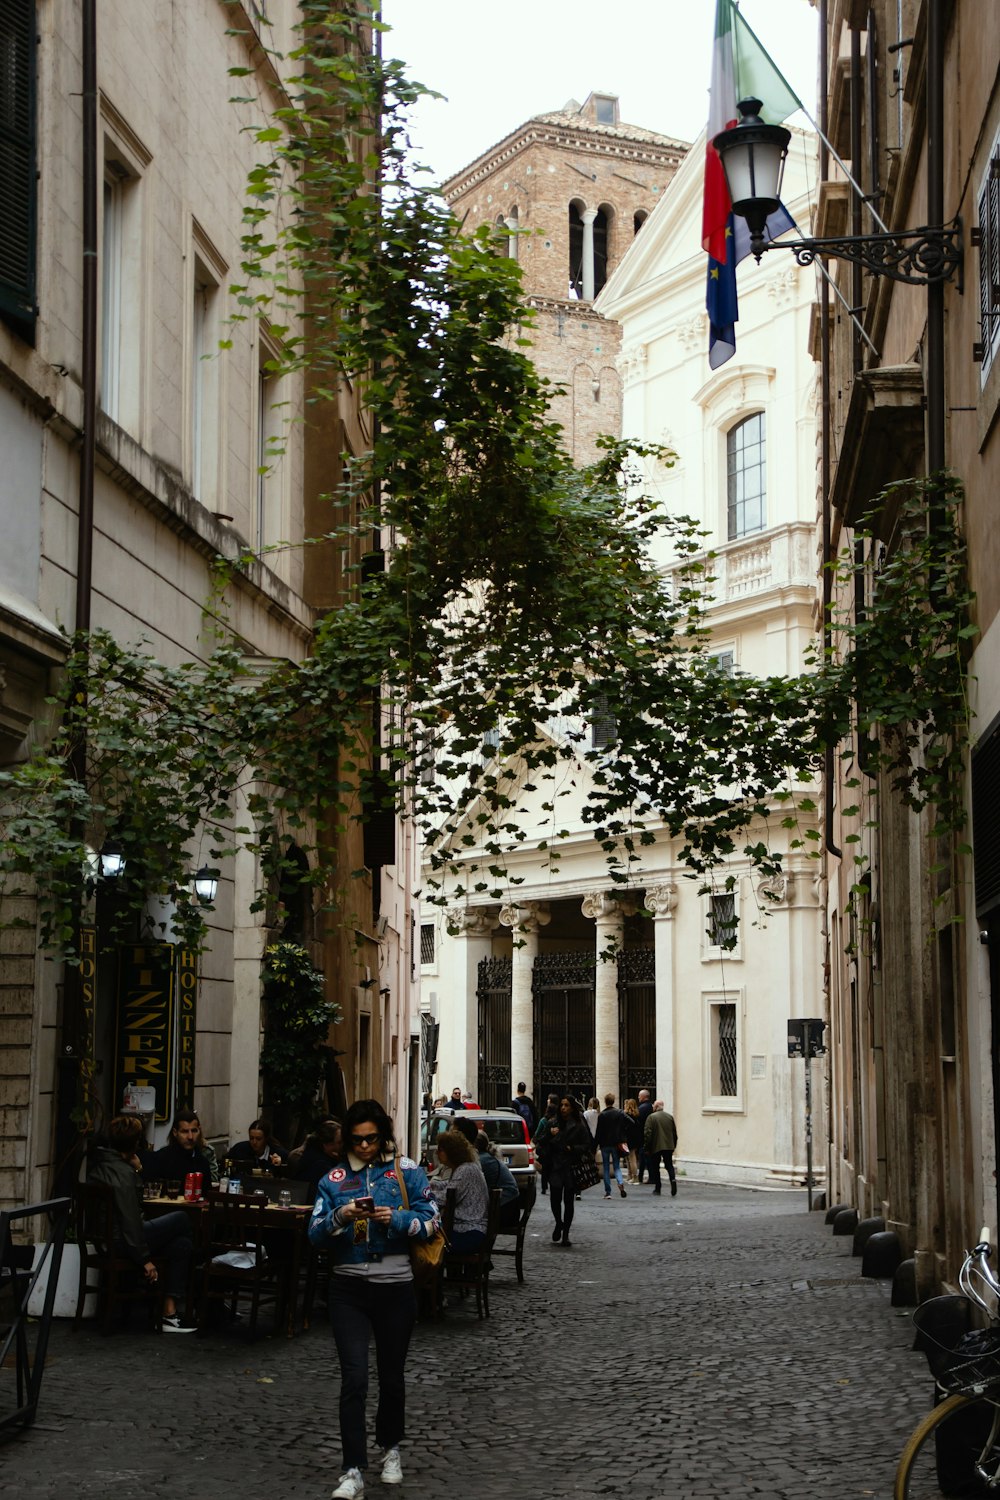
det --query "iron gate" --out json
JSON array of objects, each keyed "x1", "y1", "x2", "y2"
[
  {"x1": 532, "y1": 952, "x2": 596, "y2": 1104},
  {"x1": 477, "y1": 956, "x2": 512, "y2": 1108},
  {"x1": 618, "y1": 946, "x2": 656, "y2": 1102}
]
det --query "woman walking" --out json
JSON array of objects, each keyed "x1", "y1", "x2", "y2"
[
  {"x1": 547, "y1": 1096, "x2": 590, "y2": 1247},
  {"x1": 309, "y1": 1099, "x2": 438, "y2": 1498},
  {"x1": 623, "y1": 1098, "x2": 642, "y2": 1184}
]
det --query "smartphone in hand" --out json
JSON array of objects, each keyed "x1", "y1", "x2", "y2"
[{"x1": 354, "y1": 1195, "x2": 376, "y2": 1213}]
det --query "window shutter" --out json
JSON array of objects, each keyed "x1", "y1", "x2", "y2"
[{"x1": 0, "y1": 0, "x2": 37, "y2": 342}]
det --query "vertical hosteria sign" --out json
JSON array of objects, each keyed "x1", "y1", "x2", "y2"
[
  {"x1": 176, "y1": 947, "x2": 198, "y2": 1110},
  {"x1": 79, "y1": 927, "x2": 97, "y2": 1128},
  {"x1": 115, "y1": 944, "x2": 176, "y2": 1122}
]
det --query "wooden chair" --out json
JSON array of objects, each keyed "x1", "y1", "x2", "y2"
[
  {"x1": 199, "y1": 1196, "x2": 281, "y2": 1337},
  {"x1": 299, "y1": 1244, "x2": 331, "y2": 1331},
  {"x1": 442, "y1": 1187, "x2": 501, "y2": 1319},
  {"x1": 492, "y1": 1175, "x2": 536, "y2": 1283},
  {"x1": 73, "y1": 1182, "x2": 164, "y2": 1334}
]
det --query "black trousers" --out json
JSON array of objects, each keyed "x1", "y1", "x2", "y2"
[
  {"x1": 549, "y1": 1174, "x2": 575, "y2": 1233},
  {"x1": 328, "y1": 1276, "x2": 417, "y2": 1472},
  {"x1": 648, "y1": 1150, "x2": 676, "y2": 1189}
]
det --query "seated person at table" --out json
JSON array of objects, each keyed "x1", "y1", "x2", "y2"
[
  {"x1": 145, "y1": 1108, "x2": 216, "y2": 1191},
  {"x1": 192, "y1": 1115, "x2": 220, "y2": 1185},
  {"x1": 450, "y1": 1115, "x2": 520, "y2": 1229},
  {"x1": 228, "y1": 1119, "x2": 289, "y2": 1171},
  {"x1": 88, "y1": 1115, "x2": 196, "y2": 1332},
  {"x1": 288, "y1": 1113, "x2": 339, "y2": 1172},
  {"x1": 292, "y1": 1120, "x2": 343, "y2": 1196},
  {"x1": 428, "y1": 1128, "x2": 488, "y2": 1253}
]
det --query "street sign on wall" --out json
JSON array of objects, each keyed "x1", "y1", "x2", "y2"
[{"x1": 787, "y1": 1017, "x2": 827, "y2": 1058}]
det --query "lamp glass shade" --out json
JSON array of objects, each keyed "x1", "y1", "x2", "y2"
[
  {"x1": 193, "y1": 865, "x2": 219, "y2": 904},
  {"x1": 99, "y1": 838, "x2": 126, "y2": 880},
  {"x1": 713, "y1": 100, "x2": 791, "y2": 237}
]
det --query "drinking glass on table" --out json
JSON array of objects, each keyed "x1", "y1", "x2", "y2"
[
  {"x1": 278, "y1": 1189, "x2": 291, "y2": 1209},
  {"x1": 165, "y1": 1179, "x2": 181, "y2": 1199}
]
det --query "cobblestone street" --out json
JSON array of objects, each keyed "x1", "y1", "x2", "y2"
[{"x1": 3, "y1": 1182, "x2": 936, "y2": 1499}]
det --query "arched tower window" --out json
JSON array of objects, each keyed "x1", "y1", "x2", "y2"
[
  {"x1": 633, "y1": 209, "x2": 649, "y2": 236},
  {"x1": 568, "y1": 202, "x2": 611, "y2": 300},
  {"x1": 726, "y1": 412, "x2": 766, "y2": 540}
]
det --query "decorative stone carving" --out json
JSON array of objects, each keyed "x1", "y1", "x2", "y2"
[
  {"x1": 581, "y1": 891, "x2": 622, "y2": 921},
  {"x1": 757, "y1": 872, "x2": 795, "y2": 906},
  {"x1": 766, "y1": 263, "x2": 799, "y2": 308},
  {"x1": 498, "y1": 900, "x2": 551, "y2": 934},
  {"x1": 675, "y1": 313, "x2": 706, "y2": 351},
  {"x1": 645, "y1": 882, "x2": 678, "y2": 917},
  {"x1": 447, "y1": 906, "x2": 499, "y2": 938},
  {"x1": 618, "y1": 342, "x2": 648, "y2": 387}
]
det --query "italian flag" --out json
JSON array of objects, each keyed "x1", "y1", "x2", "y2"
[{"x1": 702, "y1": 0, "x2": 803, "y2": 368}]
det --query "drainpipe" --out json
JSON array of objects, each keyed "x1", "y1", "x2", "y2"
[
  {"x1": 925, "y1": 0, "x2": 945, "y2": 482},
  {"x1": 54, "y1": 0, "x2": 98, "y2": 1191},
  {"x1": 820, "y1": 0, "x2": 839, "y2": 863}
]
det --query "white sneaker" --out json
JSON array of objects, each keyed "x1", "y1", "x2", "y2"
[
  {"x1": 381, "y1": 1447, "x2": 403, "y2": 1486},
  {"x1": 332, "y1": 1470, "x2": 364, "y2": 1499}
]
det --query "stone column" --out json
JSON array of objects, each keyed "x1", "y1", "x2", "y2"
[
  {"x1": 581, "y1": 892, "x2": 625, "y2": 1098},
  {"x1": 498, "y1": 901, "x2": 550, "y2": 1098},
  {"x1": 581, "y1": 208, "x2": 598, "y2": 301},
  {"x1": 647, "y1": 883, "x2": 678, "y2": 1112},
  {"x1": 445, "y1": 906, "x2": 499, "y2": 1095}
]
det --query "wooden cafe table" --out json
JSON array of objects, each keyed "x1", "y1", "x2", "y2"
[{"x1": 143, "y1": 1191, "x2": 312, "y2": 1335}]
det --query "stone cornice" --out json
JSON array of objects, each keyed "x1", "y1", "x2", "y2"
[
  {"x1": 526, "y1": 296, "x2": 607, "y2": 322},
  {"x1": 443, "y1": 121, "x2": 687, "y2": 203}
]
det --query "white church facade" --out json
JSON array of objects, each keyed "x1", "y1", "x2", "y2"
[{"x1": 422, "y1": 130, "x2": 825, "y2": 1189}]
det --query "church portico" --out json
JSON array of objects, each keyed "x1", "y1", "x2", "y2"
[{"x1": 430, "y1": 860, "x2": 824, "y2": 1190}]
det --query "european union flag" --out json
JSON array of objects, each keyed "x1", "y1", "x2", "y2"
[{"x1": 707, "y1": 217, "x2": 739, "y2": 370}]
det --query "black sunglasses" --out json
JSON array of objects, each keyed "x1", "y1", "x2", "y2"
[{"x1": 351, "y1": 1132, "x2": 380, "y2": 1146}]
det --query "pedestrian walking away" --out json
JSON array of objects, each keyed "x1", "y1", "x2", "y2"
[
  {"x1": 309, "y1": 1098, "x2": 438, "y2": 1498},
  {"x1": 622, "y1": 1097, "x2": 642, "y2": 1183},
  {"x1": 643, "y1": 1100, "x2": 678, "y2": 1195},
  {"x1": 511, "y1": 1081, "x2": 536, "y2": 1133},
  {"x1": 635, "y1": 1089, "x2": 653, "y2": 1184},
  {"x1": 546, "y1": 1096, "x2": 591, "y2": 1246},
  {"x1": 593, "y1": 1093, "x2": 630, "y2": 1198}
]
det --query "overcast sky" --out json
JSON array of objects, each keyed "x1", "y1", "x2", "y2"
[{"x1": 380, "y1": 0, "x2": 819, "y2": 184}]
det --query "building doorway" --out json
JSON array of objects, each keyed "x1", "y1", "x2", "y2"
[{"x1": 533, "y1": 952, "x2": 596, "y2": 1104}]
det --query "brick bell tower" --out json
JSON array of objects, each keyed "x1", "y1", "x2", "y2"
[{"x1": 443, "y1": 91, "x2": 689, "y2": 465}]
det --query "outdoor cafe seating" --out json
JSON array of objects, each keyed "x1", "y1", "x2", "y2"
[
  {"x1": 73, "y1": 1181, "x2": 165, "y2": 1334},
  {"x1": 199, "y1": 1195, "x2": 282, "y2": 1337}
]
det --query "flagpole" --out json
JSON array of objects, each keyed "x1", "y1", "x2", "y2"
[
  {"x1": 797, "y1": 107, "x2": 890, "y2": 234},
  {"x1": 813, "y1": 255, "x2": 880, "y2": 357}
]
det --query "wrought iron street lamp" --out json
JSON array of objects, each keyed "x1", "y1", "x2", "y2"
[
  {"x1": 97, "y1": 837, "x2": 126, "y2": 881},
  {"x1": 192, "y1": 865, "x2": 220, "y2": 905},
  {"x1": 713, "y1": 98, "x2": 963, "y2": 285}
]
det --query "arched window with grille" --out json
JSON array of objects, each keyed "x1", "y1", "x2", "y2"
[{"x1": 726, "y1": 412, "x2": 766, "y2": 540}]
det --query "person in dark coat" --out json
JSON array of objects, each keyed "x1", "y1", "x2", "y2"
[
  {"x1": 145, "y1": 1108, "x2": 216, "y2": 1191},
  {"x1": 546, "y1": 1096, "x2": 590, "y2": 1247},
  {"x1": 227, "y1": 1119, "x2": 289, "y2": 1170},
  {"x1": 292, "y1": 1119, "x2": 343, "y2": 1195},
  {"x1": 511, "y1": 1082, "x2": 536, "y2": 1133},
  {"x1": 88, "y1": 1114, "x2": 195, "y2": 1331},
  {"x1": 593, "y1": 1092, "x2": 630, "y2": 1199},
  {"x1": 533, "y1": 1093, "x2": 559, "y2": 1196},
  {"x1": 636, "y1": 1089, "x2": 654, "y2": 1184},
  {"x1": 643, "y1": 1101, "x2": 679, "y2": 1195}
]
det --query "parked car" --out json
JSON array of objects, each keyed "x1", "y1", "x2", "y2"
[{"x1": 420, "y1": 1108, "x2": 535, "y2": 1189}]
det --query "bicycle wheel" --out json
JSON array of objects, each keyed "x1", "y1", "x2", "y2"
[{"x1": 895, "y1": 1391, "x2": 1000, "y2": 1498}]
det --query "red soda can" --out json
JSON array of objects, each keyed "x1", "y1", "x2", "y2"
[{"x1": 184, "y1": 1172, "x2": 202, "y2": 1202}]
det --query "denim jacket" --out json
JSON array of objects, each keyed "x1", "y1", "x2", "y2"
[{"x1": 308, "y1": 1153, "x2": 439, "y2": 1266}]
